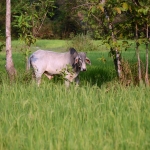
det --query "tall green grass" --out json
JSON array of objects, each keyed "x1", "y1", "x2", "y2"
[
  {"x1": 0, "y1": 40, "x2": 150, "y2": 150},
  {"x1": 0, "y1": 81, "x2": 150, "y2": 150}
]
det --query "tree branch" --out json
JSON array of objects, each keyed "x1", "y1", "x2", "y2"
[
  {"x1": 35, "y1": 10, "x2": 48, "y2": 36},
  {"x1": 72, "y1": 3, "x2": 96, "y2": 10},
  {"x1": 91, "y1": 14, "x2": 101, "y2": 23}
]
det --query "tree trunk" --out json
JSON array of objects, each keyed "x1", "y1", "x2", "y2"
[
  {"x1": 109, "y1": 19, "x2": 122, "y2": 79},
  {"x1": 135, "y1": 23, "x2": 142, "y2": 83},
  {"x1": 6, "y1": 0, "x2": 16, "y2": 81},
  {"x1": 145, "y1": 23, "x2": 149, "y2": 86},
  {"x1": 114, "y1": 50, "x2": 122, "y2": 78},
  {"x1": 103, "y1": 0, "x2": 122, "y2": 79}
]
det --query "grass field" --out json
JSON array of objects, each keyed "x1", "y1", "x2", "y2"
[{"x1": 0, "y1": 40, "x2": 150, "y2": 150}]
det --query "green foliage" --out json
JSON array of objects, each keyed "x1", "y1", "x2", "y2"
[
  {"x1": 55, "y1": 64, "x2": 76, "y2": 83},
  {"x1": 122, "y1": 40, "x2": 132, "y2": 51},
  {"x1": 0, "y1": 42, "x2": 5, "y2": 52},
  {"x1": 68, "y1": 34, "x2": 98, "y2": 52},
  {"x1": 12, "y1": 0, "x2": 55, "y2": 38},
  {"x1": 13, "y1": 7, "x2": 36, "y2": 66},
  {"x1": 12, "y1": 0, "x2": 55, "y2": 70},
  {"x1": 0, "y1": 26, "x2": 5, "y2": 52},
  {"x1": 0, "y1": 0, "x2": 6, "y2": 37},
  {"x1": 13, "y1": 13, "x2": 36, "y2": 47},
  {"x1": 14, "y1": 13, "x2": 36, "y2": 67},
  {"x1": 103, "y1": 39, "x2": 132, "y2": 52},
  {"x1": 1, "y1": 0, "x2": 150, "y2": 40}
]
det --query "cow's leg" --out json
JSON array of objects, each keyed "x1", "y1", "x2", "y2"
[
  {"x1": 65, "y1": 80, "x2": 70, "y2": 88},
  {"x1": 74, "y1": 76, "x2": 79, "y2": 88},
  {"x1": 35, "y1": 72, "x2": 43, "y2": 87},
  {"x1": 31, "y1": 63, "x2": 44, "y2": 86},
  {"x1": 44, "y1": 72, "x2": 53, "y2": 80},
  {"x1": 75, "y1": 76, "x2": 79, "y2": 85},
  {"x1": 37, "y1": 77, "x2": 41, "y2": 87}
]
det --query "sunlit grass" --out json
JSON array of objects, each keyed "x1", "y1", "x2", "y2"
[
  {"x1": 35, "y1": 39, "x2": 68, "y2": 51},
  {"x1": 0, "y1": 81, "x2": 150, "y2": 150}
]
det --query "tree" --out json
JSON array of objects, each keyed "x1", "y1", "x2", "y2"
[
  {"x1": 6, "y1": 0, "x2": 16, "y2": 81},
  {"x1": 73, "y1": 0, "x2": 126, "y2": 79},
  {"x1": 145, "y1": 23, "x2": 149, "y2": 86},
  {"x1": 12, "y1": 0, "x2": 55, "y2": 38},
  {"x1": 126, "y1": 0, "x2": 150, "y2": 85},
  {"x1": 72, "y1": 0, "x2": 149, "y2": 85},
  {"x1": 12, "y1": 0, "x2": 55, "y2": 70}
]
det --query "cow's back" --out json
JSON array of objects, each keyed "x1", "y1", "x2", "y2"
[{"x1": 30, "y1": 50, "x2": 72, "y2": 74}]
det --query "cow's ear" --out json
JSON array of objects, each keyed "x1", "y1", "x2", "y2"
[
  {"x1": 85, "y1": 57, "x2": 91, "y2": 65},
  {"x1": 70, "y1": 48, "x2": 77, "y2": 55}
]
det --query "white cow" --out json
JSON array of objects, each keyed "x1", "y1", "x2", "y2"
[{"x1": 27, "y1": 48, "x2": 91, "y2": 87}]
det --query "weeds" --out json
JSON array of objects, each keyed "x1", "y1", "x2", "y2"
[
  {"x1": 68, "y1": 34, "x2": 98, "y2": 52},
  {"x1": 120, "y1": 59, "x2": 149, "y2": 86}
]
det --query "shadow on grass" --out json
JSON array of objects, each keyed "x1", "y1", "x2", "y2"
[
  {"x1": 0, "y1": 68, "x2": 116, "y2": 88},
  {"x1": 78, "y1": 66, "x2": 116, "y2": 87}
]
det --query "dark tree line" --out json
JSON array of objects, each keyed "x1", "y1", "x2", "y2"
[
  {"x1": 0, "y1": 0, "x2": 83, "y2": 39},
  {"x1": 0, "y1": 0, "x2": 149, "y2": 40}
]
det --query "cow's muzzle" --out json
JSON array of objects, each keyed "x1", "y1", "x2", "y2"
[{"x1": 82, "y1": 68, "x2": 86, "y2": 71}]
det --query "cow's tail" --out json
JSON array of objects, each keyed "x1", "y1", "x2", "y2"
[{"x1": 27, "y1": 55, "x2": 32, "y2": 71}]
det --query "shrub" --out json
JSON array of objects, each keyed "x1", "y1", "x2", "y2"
[{"x1": 68, "y1": 33, "x2": 98, "y2": 52}]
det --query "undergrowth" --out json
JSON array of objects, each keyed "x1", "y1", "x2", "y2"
[{"x1": 67, "y1": 34, "x2": 99, "y2": 52}]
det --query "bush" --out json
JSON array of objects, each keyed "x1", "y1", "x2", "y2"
[
  {"x1": 68, "y1": 34, "x2": 98, "y2": 52},
  {"x1": 0, "y1": 42, "x2": 5, "y2": 52}
]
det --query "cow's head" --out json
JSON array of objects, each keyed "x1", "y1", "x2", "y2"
[
  {"x1": 70, "y1": 48, "x2": 91, "y2": 72},
  {"x1": 76, "y1": 52, "x2": 91, "y2": 71}
]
